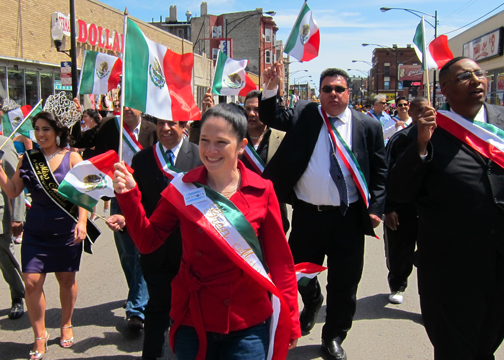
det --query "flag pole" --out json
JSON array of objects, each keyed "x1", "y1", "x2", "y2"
[
  {"x1": 0, "y1": 99, "x2": 43, "y2": 152},
  {"x1": 119, "y1": 8, "x2": 129, "y2": 162},
  {"x1": 425, "y1": 69, "x2": 431, "y2": 106}
]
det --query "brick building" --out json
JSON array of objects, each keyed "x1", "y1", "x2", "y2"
[
  {"x1": 190, "y1": 2, "x2": 279, "y2": 88},
  {"x1": 369, "y1": 45, "x2": 420, "y2": 101},
  {"x1": 0, "y1": 0, "x2": 212, "y2": 108},
  {"x1": 149, "y1": 5, "x2": 192, "y2": 41}
]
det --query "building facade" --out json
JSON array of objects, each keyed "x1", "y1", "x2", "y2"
[
  {"x1": 449, "y1": 10, "x2": 504, "y2": 106},
  {"x1": 1, "y1": 0, "x2": 212, "y2": 109}
]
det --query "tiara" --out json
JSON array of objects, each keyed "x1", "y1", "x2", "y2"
[
  {"x1": 1, "y1": 99, "x2": 20, "y2": 112},
  {"x1": 43, "y1": 92, "x2": 82, "y2": 128}
]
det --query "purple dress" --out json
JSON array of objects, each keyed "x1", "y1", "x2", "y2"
[{"x1": 20, "y1": 151, "x2": 82, "y2": 273}]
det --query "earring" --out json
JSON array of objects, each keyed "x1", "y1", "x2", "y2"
[{"x1": 56, "y1": 136, "x2": 60, "y2": 146}]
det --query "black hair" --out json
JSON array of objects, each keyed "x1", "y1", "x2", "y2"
[
  {"x1": 244, "y1": 90, "x2": 261, "y2": 104},
  {"x1": 200, "y1": 103, "x2": 247, "y2": 143},
  {"x1": 409, "y1": 96, "x2": 428, "y2": 110},
  {"x1": 395, "y1": 96, "x2": 408, "y2": 104},
  {"x1": 32, "y1": 111, "x2": 69, "y2": 149},
  {"x1": 439, "y1": 56, "x2": 471, "y2": 85},
  {"x1": 83, "y1": 109, "x2": 101, "y2": 125},
  {"x1": 320, "y1": 68, "x2": 351, "y2": 89},
  {"x1": 150, "y1": 115, "x2": 188, "y2": 128}
]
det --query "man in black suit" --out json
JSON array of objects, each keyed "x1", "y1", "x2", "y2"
[
  {"x1": 260, "y1": 64, "x2": 387, "y2": 360},
  {"x1": 71, "y1": 103, "x2": 157, "y2": 330},
  {"x1": 109, "y1": 119, "x2": 201, "y2": 359},
  {"x1": 387, "y1": 57, "x2": 504, "y2": 359}
]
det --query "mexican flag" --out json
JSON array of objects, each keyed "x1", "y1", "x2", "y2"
[
  {"x1": 212, "y1": 51, "x2": 257, "y2": 96},
  {"x1": 78, "y1": 51, "x2": 122, "y2": 95},
  {"x1": 123, "y1": 18, "x2": 200, "y2": 121},
  {"x1": 413, "y1": 18, "x2": 453, "y2": 70},
  {"x1": 284, "y1": 2, "x2": 320, "y2": 62},
  {"x1": 57, "y1": 150, "x2": 122, "y2": 212},
  {"x1": 294, "y1": 262, "x2": 327, "y2": 287},
  {"x1": 1, "y1": 103, "x2": 41, "y2": 139}
]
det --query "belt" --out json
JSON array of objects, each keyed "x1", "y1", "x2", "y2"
[{"x1": 295, "y1": 199, "x2": 340, "y2": 212}]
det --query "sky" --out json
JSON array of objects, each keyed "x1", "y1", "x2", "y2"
[{"x1": 99, "y1": 0, "x2": 504, "y2": 92}]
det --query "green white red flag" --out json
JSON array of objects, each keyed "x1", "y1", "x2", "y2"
[
  {"x1": 57, "y1": 150, "x2": 122, "y2": 212},
  {"x1": 1, "y1": 103, "x2": 41, "y2": 139},
  {"x1": 294, "y1": 262, "x2": 327, "y2": 286},
  {"x1": 284, "y1": 2, "x2": 320, "y2": 62},
  {"x1": 123, "y1": 18, "x2": 200, "y2": 121},
  {"x1": 78, "y1": 50, "x2": 122, "y2": 95},
  {"x1": 212, "y1": 51, "x2": 257, "y2": 96},
  {"x1": 413, "y1": 18, "x2": 453, "y2": 70}
]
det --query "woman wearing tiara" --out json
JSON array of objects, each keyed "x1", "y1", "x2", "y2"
[{"x1": 0, "y1": 111, "x2": 88, "y2": 360}]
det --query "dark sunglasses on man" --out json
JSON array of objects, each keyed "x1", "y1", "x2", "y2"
[
  {"x1": 397, "y1": 103, "x2": 409, "y2": 107},
  {"x1": 321, "y1": 85, "x2": 348, "y2": 94}
]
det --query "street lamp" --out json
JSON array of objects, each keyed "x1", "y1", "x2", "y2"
[
  {"x1": 50, "y1": 0, "x2": 78, "y2": 99},
  {"x1": 347, "y1": 69, "x2": 368, "y2": 76},
  {"x1": 363, "y1": 43, "x2": 399, "y2": 101},
  {"x1": 380, "y1": 6, "x2": 438, "y2": 107},
  {"x1": 352, "y1": 60, "x2": 373, "y2": 66},
  {"x1": 289, "y1": 70, "x2": 308, "y2": 77}
]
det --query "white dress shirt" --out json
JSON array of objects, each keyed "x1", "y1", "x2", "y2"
[
  {"x1": 122, "y1": 121, "x2": 142, "y2": 166},
  {"x1": 162, "y1": 138, "x2": 184, "y2": 165},
  {"x1": 452, "y1": 105, "x2": 487, "y2": 123}
]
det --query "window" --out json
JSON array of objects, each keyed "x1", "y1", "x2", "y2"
[
  {"x1": 265, "y1": 28, "x2": 271, "y2": 43},
  {"x1": 398, "y1": 81, "x2": 403, "y2": 90},
  {"x1": 25, "y1": 70, "x2": 39, "y2": 107},
  {"x1": 212, "y1": 48, "x2": 219, "y2": 60},
  {"x1": 0, "y1": 67, "x2": 6, "y2": 103},
  {"x1": 177, "y1": 29, "x2": 185, "y2": 38},
  {"x1": 40, "y1": 72, "x2": 53, "y2": 102},
  {"x1": 265, "y1": 50, "x2": 271, "y2": 64},
  {"x1": 384, "y1": 81, "x2": 390, "y2": 90},
  {"x1": 8, "y1": 68, "x2": 24, "y2": 106},
  {"x1": 272, "y1": 33, "x2": 276, "y2": 46},
  {"x1": 384, "y1": 63, "x2": 390, "y2": 77},
  {"x1": 212, "y1": 26, "x2": 222, "y2": 38}
]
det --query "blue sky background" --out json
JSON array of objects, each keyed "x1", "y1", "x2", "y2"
[{"x1": 100, "y1": 0, "x2": 504, "y2": 90}]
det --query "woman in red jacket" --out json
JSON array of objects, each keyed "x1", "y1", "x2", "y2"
[{"x1": 113, "y1": 103, "x2": 300, "y2": 360}]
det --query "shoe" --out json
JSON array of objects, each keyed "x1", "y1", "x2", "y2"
[
  {"x1": 29, "y1": 331, "x2": 49, "y2": 360},
  {"x1": 389, "y1": 291, "x2": 404, "y2": 304},
  {"x1": 128, "y1": 316, "x2": 144, "y2": 331},
  {"x1": 60, "y1": 325, "x2": 74, "y2": 348},
  {"x1": 9, "y1": 299, "x2": 24, "y2": 319},
  {"x1": 13, "y1": 236, "x2": 22, "y2": 244},
  {"x1": 322, "y1": 338, "x2": 347, "y2": 360},
  {"x1": 300, "y1": 294, "x2": 324, "y2": 333}
]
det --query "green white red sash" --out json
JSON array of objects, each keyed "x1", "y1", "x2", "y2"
[
  {"x1": 366, "y1": 111, "x2": 379, "y2": 121},
  {"x1": 294, "y1": 262, "x2": 327, "y2": 287},
  {"x1": 437, "y1": 110, "x2": 504, "y2": 169},
  {"x1": 392, "y1": 116, "x2": 407, "y2": 128},
  {"x1": 168, "y1": 174, "x2": 292, "y2": 360},
  {"x1": 114, "y1": 116, "x2": 143, "y2": 154},
  {"x1": 243, "y1": 142, "x2": 266, "y2": 174},
  {"x1": 153, "y1": 142, "x2": 182, "y2": 179},
  {"x1": 319, "y1": 106, "x2": 370, "y2": 207}
]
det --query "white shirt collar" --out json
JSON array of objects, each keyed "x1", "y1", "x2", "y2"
[
  {"x1": 162, "y1": 138, "x2": 184, "y2": 162},
  {"x1": 451, "y1": 105, "x2": 487, "y2": 123},
  {"x1": 333, "y1": 107, "x2": 352, "y2": 124}
]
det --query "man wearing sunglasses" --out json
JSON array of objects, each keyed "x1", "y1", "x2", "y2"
[
  {"x1": 260, "y1": 63, "x2": 387, "y2": 360},
  {"x1": 387, "y1": 57, "x2": 504, "y2": 359},
  {"x1": 392, "y1": 97, "x2": 412, "y2": 128},
  {"x1": 367, "y1": 95, "x2": 401, "y2": 142}
]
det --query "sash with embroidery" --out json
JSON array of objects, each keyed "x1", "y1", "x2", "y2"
[
  {"x1": 26, "y1": 150, "x2": 101, "y2": 254},
  {"x1": 114, "y1": 116, "x2": 143, "y2": 154},
  {"x1": 243, "y1": 142, "x2": 266, "y2": 174},
  {"x1": 152, "y1": 142, "x2": 183, "y2": 180},
  {"x1": 437, "y1": 110, "x2": 504, "y2": 169},
  {"x1": 168, "y1": 173, "x2": 292, "y2": 360},
  {"x1": 319, "y1": 106, "x2": 370, "y2": 208}
]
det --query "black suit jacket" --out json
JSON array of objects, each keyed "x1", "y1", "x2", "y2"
[
  {"x1": 131, "y1": 140, "x2": 202, "y2": 217},
  {"x1": 386, "y1": 103, "x2": 504, "y2": 302},
  {"x1": 259, "y1": 96, "x2": 387, "y2": 236}
]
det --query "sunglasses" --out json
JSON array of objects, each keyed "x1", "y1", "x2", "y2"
[
  {"x1": 450, "y1": 69, "x2": 487, "y2": 83},
  {"x1": 321, "y1": 85, "x2": 348, "y2": 94},
  {"x1": 397, "y1": 103, "x2": 409, "y2": 107},
  {"x1": 379, "y1": 102, "x2": 387, "y2": 105}
]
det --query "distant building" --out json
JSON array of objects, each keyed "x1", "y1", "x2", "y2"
[{"x1": 149, "y1": 5, "x2": 192, "y2": 41}]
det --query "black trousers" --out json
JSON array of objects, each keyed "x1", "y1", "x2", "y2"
[
  {"x1": 289, "y1": 202, "x2": 365, "y2": 342},
  {"x1": 383, "y1": 210, "x2": 418, "y2": 292},
  {"x1": 420, "y1": 254, "x2": 504, "y2": 360},
  {"x1": 140, "y1": 230, "x2": 183, "y2": 359}
]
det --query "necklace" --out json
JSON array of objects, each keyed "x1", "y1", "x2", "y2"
[
  {"x1": 249, "y1": 128, "x2": 268, "y2": 140},
  {"x1": 212, "y1": 171, "x2": 241, "y2": 199},
  {"x1": 43, "y1": 149, "x2": 60, "y2": 162}
]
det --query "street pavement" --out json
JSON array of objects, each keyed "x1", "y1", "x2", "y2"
[{"x1": 1, "y1": 211, "x2": 503, "y2": 360}]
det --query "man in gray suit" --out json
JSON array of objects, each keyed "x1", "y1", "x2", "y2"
[{"x1": 0, "y1": 136, "x2": 25, "y2": 319}]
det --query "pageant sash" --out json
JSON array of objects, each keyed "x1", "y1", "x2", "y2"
[
  {"x1": 366, "y1": 110, "x2": 380, "y2": 122},
  {"x1": 114, "y1": 116, "x2": 143, "y2": 154},
  {"x1": 26, "y1": 150, "x2": 101, "y2": 254},
  {"x1": 243, "y1": 142, "x2": 266, "y2": 174},
  {"x1": 437, "y1": 110, "x2": 504, "y2": 169},
  {"x1": 153, "y1": 142, "x2": 182, "y2": 180},
  {"x1": 319, "y1": 106, "x2": 370, "y2": 207},
  {"x1": 169, "y1": 174, "x2": 292, "y2": 360}
]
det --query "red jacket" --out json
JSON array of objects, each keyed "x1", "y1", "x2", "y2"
[{"x1": 116, "y1": 161, "x2": 301, "y2": 343}]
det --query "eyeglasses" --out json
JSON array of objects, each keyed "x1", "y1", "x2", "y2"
[
  {"x1": 397, "y1": 103, "x2": 409, "y2": 107},
  {"x1": 379, "y1": 102, "x2": 387, "y2": 105},
  {"x1": 450, "y1": 69, "x2": 487, "y2": 83},
  {"x1": 321, "y1": 85, "x2": 348, "y2": 94}
]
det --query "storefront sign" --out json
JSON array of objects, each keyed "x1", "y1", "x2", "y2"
[
  {"x1": 60, "y1": 62, "x2": 72, "y2": 86},
  {"x1": 398, "y1": 65, "x2": 423, "y2": 81},
  {"x1": 51, "y1": 12, "x2": 123, "y2": 53},
  {"x1": 497, "y1": 75, "x2": 504, "y2": 91},
  {"x1": 463, "y1": 28, "x2": 503, "y2": 62}
]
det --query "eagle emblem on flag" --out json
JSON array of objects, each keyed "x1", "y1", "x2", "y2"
[
  {"x1": 300, "y1": 24, "x2": 310, "y2": 45},
  {"x1": 223, "y1": 73, "x2": 244, "y2": 89},
  {"x1": 83, "y1": 174, "x2": 107, "y2": 192},
  {"x1": 149, "y1": 58, "x2": 166, "y2": 89},
  {"x1": 11, "y1": 116, "x2": 21, "y2": 128},
  {"x1": 96, "y1": 62, "x2": 110, "y2": 79}
]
